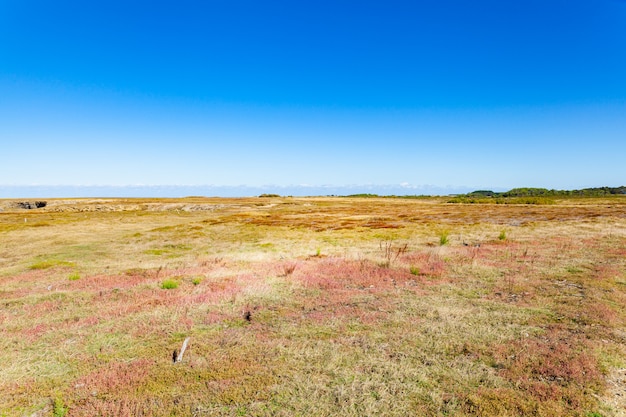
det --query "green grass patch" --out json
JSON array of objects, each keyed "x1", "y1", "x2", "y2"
[
  {"x1": 161, "y1": 279, "x2": 179, "y2": 289},
  {"x1": 144, "y1": 244, "x2": 192, "y2": 257},
  {"x1": 566, "y1": 266, "x2": 583, "y2": 274},
  {"x1": 439, "y1": 230, "x2": 450, "y2": 246},
  {"x1": 52, "y1": 397, "x2": 68, "y2": 417},
  {"x1": 144, "y1": 249, "x2": 166, "y2": 256},
  {"x1": 29, "y1": 259, "x2": 75, "y2": 270}
]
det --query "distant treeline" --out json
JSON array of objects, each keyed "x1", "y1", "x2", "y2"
[
  {"x1": 267, "y1": 187, "x2": 626, "y2": 202},
  {"x1": 447, "y1": 186, "x2": 626, "y2": 205},
  {"x1": 466, "y1": 186, "x2": 626, "y2": 198}
]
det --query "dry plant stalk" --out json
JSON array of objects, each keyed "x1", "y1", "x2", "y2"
[
  {"x1": 281, "y1": 262, "x2": 297, "y2": 276},
  {"x1": 379, "y1": 239, "x2": 408, "y2": 266}
]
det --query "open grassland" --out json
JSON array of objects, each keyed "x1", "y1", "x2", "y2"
[{"x1": 1, "y1": 196, "x2": 625, "y2": 416}]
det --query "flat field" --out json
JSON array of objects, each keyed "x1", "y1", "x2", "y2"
[{"x1": 1, "y1": 196, "x2": 625, "y2": 416}]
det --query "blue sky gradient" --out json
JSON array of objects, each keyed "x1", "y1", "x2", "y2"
[{"x1": 1, "y1": 0, "x2": 625, "y2": 194}]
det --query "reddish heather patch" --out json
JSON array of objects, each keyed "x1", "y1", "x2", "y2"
[
  {"x1": 207, "y1": 276, "x2": 241, "y2": 291},
  {"x1": 493, "y1": 328, "x2": 602, "y2": 390},
  {"x1": 472, "y1": 327, "x2": 606, "y2": 415},
  {"x1": 284, "y1": 259, "x2": 421, "y2": 325},
  {"x1": 183, "y1": 286, "x2": 241, "y2": 305},
  {"x1": 0, "y1": 269, "x2": 60, "y2": 300},
  {"x1": 203, "y1": 311, "x2": 230, "y2": 325},
  {"x1": 592, "y1": 264, "x2": 621, "y2": 281},
  {"x1": 92, "y1": 289, "x2": 179, "y2": 320},
  {"x1": 182, "y1": 276, "x2": 243, "y2": 306},
  {"x1": 300, "y1": 299, "x2": 388, "y2": 325},
  {"x1": 71, "y1": 397, "x2": 158, "y2": 417},
  {"x1": 575, "y1": 301, "x2": 618, "y2": 327},
  {"x1": 22, "y1": 323, "x2": 49, "y2": 342},
  {"x1": 399, "y1": 251, "x2": 447, "y2": 278},
  {"x1": 21, "y1": 299, "x2": 63, "y2": 319},
  {"x1": 294, "y1": 257, "x2": 422, "y2": 291},
  {"x1": 20, "y1": 314, "x2": 102, "y2": 342},
  {"x1": 608, "y1": 246, "x2": 626, "y2": 257},
  {"x1": 465, "y1": 243, "x2": 529, "y2": 270},
  {"x1": 1, "y1": 269, "x2": 51, "y2": 286},
  {"x1": 73, "y1": 359, "x2": 153, "y2": 397},
  {"x1": 65, "y1": 273, "x2": 151, "y2": 291}
]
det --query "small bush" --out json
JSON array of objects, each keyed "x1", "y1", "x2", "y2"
[
  {"x1": 439, "y1": 231, "x2": 450, "y2": 246},
  {"x1": 53, "y1": 397, "x2": 68, "y2": 417},
  {"x1": 498, "y1": 230, "x2": 507, "y2": 241},
  {"x1": 68, "y1": 272, "x2": 81, "y2": 281},
  {"x1": 410, "y1": 266, "x2": 420, "y2": 275},
  {"x1": 191, "y1": 277, "x2": 202, "y2": 285},
  {"x1": 161, "y1": 279, "x2": 179, "y2": 290}
]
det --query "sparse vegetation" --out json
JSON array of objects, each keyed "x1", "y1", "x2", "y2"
[
  {"x1": 29, "y1": 259, "x2": 75, "y2": 270},
  {"x1": 160, "y1": 278, "x2": 179, "y2": 289},
  {"x1": 439, "y1": 230, "x2": 450, "y2": 245},
  {"x1": 53, "y1": 397, "x2": 68, "y2": 417},
  {"x1": 0, "y1": 195, "x2": 624, "y2": 416}
]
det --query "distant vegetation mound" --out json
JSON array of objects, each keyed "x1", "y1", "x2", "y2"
[{"x1": 449, "y1": 186, "x2": 626, "y2": 204}]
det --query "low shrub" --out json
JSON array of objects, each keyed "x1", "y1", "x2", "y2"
[{"x1": 161, "y1": 279, "x2": 179, "y2": 290}]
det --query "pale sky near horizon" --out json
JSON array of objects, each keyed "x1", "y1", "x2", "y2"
[{"x1": 1, "y1": 0, "x2": 625, "y2": 192}]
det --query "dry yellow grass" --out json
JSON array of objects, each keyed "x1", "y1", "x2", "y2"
[{"x1": 0, "y1": 196, "x2": 625, "y2": 416}]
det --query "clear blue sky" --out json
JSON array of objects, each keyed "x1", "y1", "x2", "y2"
[{"x1": 1, "y1": 0, "x2": 625, "y2": 192}]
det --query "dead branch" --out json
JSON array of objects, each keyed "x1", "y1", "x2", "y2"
[{"x1": 174, "y1": 337, "x2": 190, "y2": 364}]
